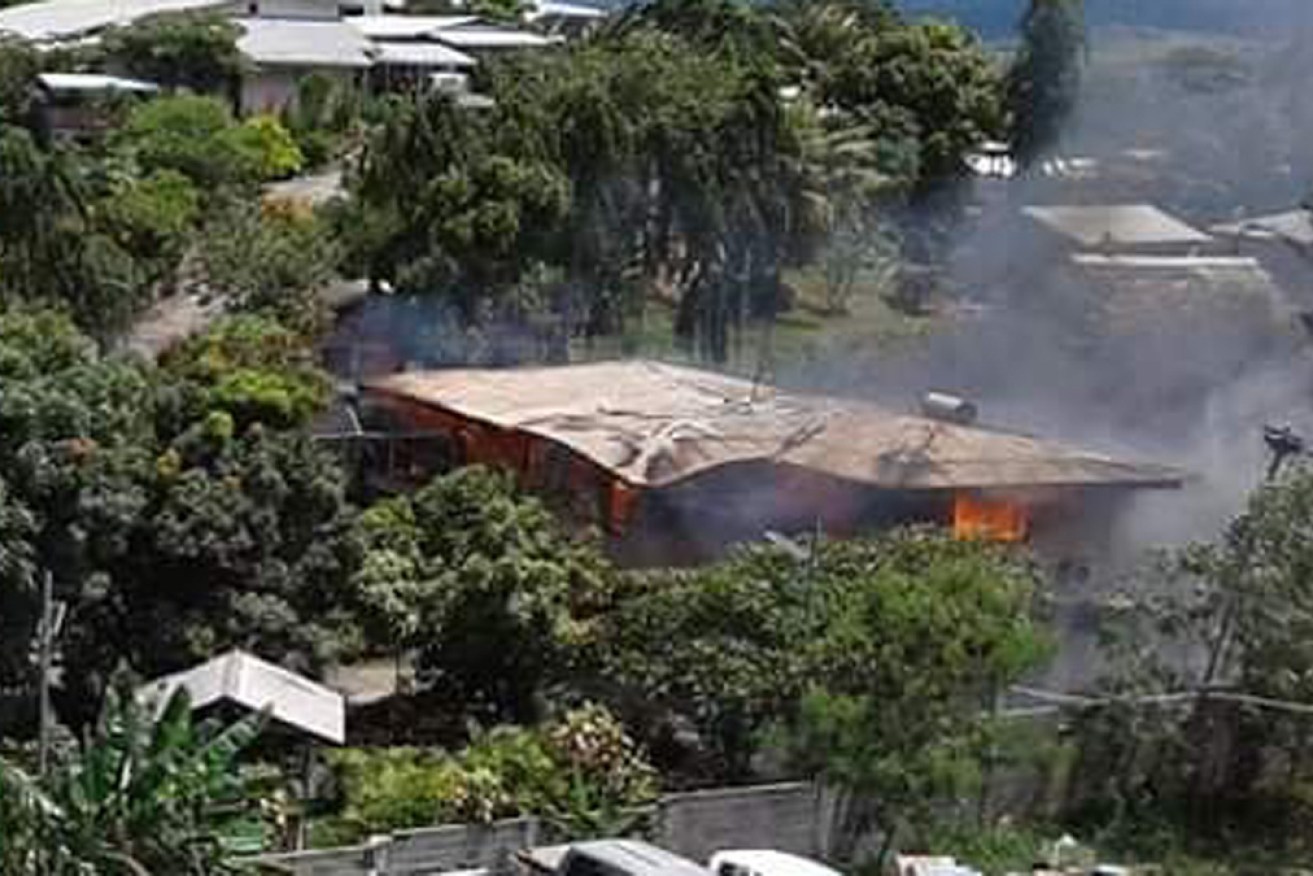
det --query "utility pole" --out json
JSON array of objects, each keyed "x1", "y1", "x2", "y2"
[
  {"x1": 36, "y1": 570, "x2": 65, "y2": 778},
  {"x1": 37, "y1": 570, "x2": 53, "y2": 777}
]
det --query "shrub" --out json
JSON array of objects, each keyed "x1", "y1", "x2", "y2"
[{"x1": 227, "y1": 114, "x2": 304, "y2": 181}]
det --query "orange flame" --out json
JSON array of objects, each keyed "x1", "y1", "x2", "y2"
[{"x1": 953, "y1": 493, "x2": 1030, "y2": 542}]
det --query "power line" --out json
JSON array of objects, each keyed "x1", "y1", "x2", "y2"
[{"x1": 1000, "y1": 685, "x2": 1313, "y2": 719}]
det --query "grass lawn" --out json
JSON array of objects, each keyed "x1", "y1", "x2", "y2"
[{"x1": 571, "y1": 265, "x2": 943, "y2": 378}]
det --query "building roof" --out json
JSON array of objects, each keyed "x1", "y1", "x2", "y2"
[
  {"x1": 137, "y1": 650, "x2": 346, "y2": 744},
  {"x1": 0, "y1": 0, "x2": 229, "y2": 41},
  {"x1": 347, "y1": 13, "x2": 479, "y2": 38},
  {"x1": 372, "y1": 38, "x2": 476, "y2": 67},
  {"x1": 1065, "y1": 253, "x2": 1287, "y2": 337},
  {"x1": 365, "y1": 361, "x2": 1184, "y2": 491},
  {"x1": 1024, "y1": 204, "x2": 1213, "y2": 249},
  {"x1": 37, "y1": 71, "x2": 160, "y2": 92},
  {"x1": 432, "y1": 23, "x2": 556, "y2": 49},
  {"x1": 1211, "y1": 209, "x2": 1313, "y2": 248},
  {"x1": 526, "y1": 0, "x2": 606, "y2": 21},
  {"x1": 237, "y1": 16, "x2": 374, "y2": 68}
]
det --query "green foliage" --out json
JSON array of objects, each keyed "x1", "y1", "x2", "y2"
[
  {"x1": 198, "y1": 200, "x2": 341, "y2": 332},
  {"x1": 1008, "y1": 0, "x2": 1086, "y2": 165},
  {"x1": 0, "y1": 687, "x2": 264, "y2": 874},
  {"x1": 320, "y1": 704, "x2": 655, "y2": 842},
  {"x1": 0, "y1": 127, "x2": 148, "y2": 336},
  {"x1": 1074, "y1": 467, "x2": 1313, "y2": 858},
  {"x1": 102, "y1": 11, "x2": 245, "y2": 94},
  {"x1": 116, "y1": 94, "x2": 260, "y2": 189},
  {"x1": 352, "y1": 466, "x2": 612, "y2": 723},
  {"x1": 0, "y1": 37, "x2": 38, "y2": 123},
  {"x1": 162, "y1": 314, "x2": 332, "y2": 430},
  {"x1": 0, "y1": 309, "x2": 358, "y2": 730},
  {"x1": 598, "y1": 530, "x2": 1046, "y2": 816},
  {"x1": 229, "y1": 114, "x2": 305, "y2": 181},
  {"x1": 818, "y1": 18, "x2": 1005, "y2": 182},
  {"x1": 92, "y1": 168, "x2": 200, "y2": 281}
]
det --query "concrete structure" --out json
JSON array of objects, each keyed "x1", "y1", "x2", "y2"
[
  {"x1": 1022, "y1": 204, "x2": 1216, "y2": 254},
  {"x1": 137, "y1": 649, "x2": 346, "y2": 744}
]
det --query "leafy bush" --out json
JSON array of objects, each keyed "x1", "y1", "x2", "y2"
[
  {"x1": 319, "y1": 705, "x2": 656, "y2": 843},
  {"x1": 93, "y1": 168, "x2": 200, "y2": 279},
  {"x1": 229, "y1": 114, "x2": 304, "y2": 181},
  {"x1": 116, "y1": 95, "x2": 259, "y2": 189},
  {"x1": 198, "y1": 200, "x2": 341, "y2": 332},
  {"x1": 161, "y1": 314, "x2": 332, "y2": 431}
]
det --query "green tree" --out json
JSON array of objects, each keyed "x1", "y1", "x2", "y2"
[
  {"x1": 0, "y1": 686, "x2": 264, "y2": 874},
  {"x1": 821, "y1": 19, "x2": 1006, "y2": 183},
  {"x1": 1080, "y1": 466, "x2": 1313, "y2": 846},
  {"x1": 1008, "y1": 0, "x2": 1085, "y2": 166},
  {"x1": 92, "y1": 168, "x2": 201, "y2": 284},
  {"x1": 352, "y1": 467, "x2": 612, "y2": 723},
  {"x1": 0, "y1": 36, "x2": 38, "y2": 123},
  {"x1": 195, "y1": 201, "x2": 342, "y2": 335},
  {"x1": 596, "y1": 530, "x2": 1047, "y2": 801},
  {"x1": 114, "y1": 95, "x2": 261, "y2": 190},
  {"x1": 102, "y1": 11, "x2": 245, "y2": 94},
  {"x1": 785, "y1": 533, "x2": 1046, "y2": 864},
  {"x1": 0, "y1": 310, "x2": 357, "y2": 729},
  {"x1": 160, "y1": 315, "x2": 333, "y2": 431}
]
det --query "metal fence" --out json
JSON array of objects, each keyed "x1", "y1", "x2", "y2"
[{"x1": 241, "y1": 783, "x2": 826, "y2": 876}]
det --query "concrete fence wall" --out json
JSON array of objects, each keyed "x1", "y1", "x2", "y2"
[
  {"x1": 243, "y1": 783, "x2": 827, "y2": 876},
  {"x1": 654, "y1": 782, "x2": 827, "y2": 863}
]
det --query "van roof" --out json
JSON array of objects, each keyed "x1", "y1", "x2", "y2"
[
  {"x1": 711, "y1": 850, "x2": 843, "y2": 876},
  {"x1": 570, "y1": 840, "x2": 710, "y2": 876}
]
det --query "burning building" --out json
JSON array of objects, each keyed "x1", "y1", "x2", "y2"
[{"x1": 356, "y1": 360, "x2": 1184, "y2": 565}]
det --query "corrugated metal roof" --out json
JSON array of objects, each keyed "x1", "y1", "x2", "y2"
[
  {"x1": 38, "y1": 71, "x2": 159, "y2": 92},
  {"x1": 526, "y1": 0, "x2": 606, "y2": 20},
  {"x1": 1211, "y1": 209, "x2": 1313, "y2": 248},
  {"x1": 433, "y1": 25, "x2": 555, "y2": 49},
  {"x1": 347, "y1": 13, "x2": 479, "y2": 38},
  {"x1": 372, "y1": 38, "x2": 475, "y2": 67},
  {"x1": 1024, "y1": 204, "x2": 1213, "y2": 249},
  {"x1": 365, "y1": 361, "x2": 1185, "y2": 491},
  {"x1": 137, "y1": 649, "x2": 346, "y2": 744},
  {"x1": 237, "y1": 16, "x2": 374, "y2": 67},
  {"x1": 0, "y1": 0, "x2": 230, "y2": 41}
]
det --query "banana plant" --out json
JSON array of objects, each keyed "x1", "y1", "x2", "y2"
[{"x1": 0, "y1": 686, "x2": 265, "y2": 875}]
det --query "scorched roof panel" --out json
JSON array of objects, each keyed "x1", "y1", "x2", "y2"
[{"x1": 366, "y1": 361, "x2": 1185, "y2": 491}]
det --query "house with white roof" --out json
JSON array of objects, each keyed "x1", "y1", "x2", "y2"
[{"x1": 0, "y1": 0, "x2": 588, "y2": 114}]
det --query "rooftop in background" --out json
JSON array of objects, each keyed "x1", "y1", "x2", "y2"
[
  {"x1": 526, "y1": 0, "x2": 606, "y2": 21},
  {"x1": 1024, "y1": 204, "x2": 1214, "y2": 249},
  {"x1": 372, "y1": 39, "x2": 476, "y2": 67},
  {"x1": 136, "y1": 649, "x2": 346, "y2": 744},
  {"x1": 366, "y1": 360, "x2": 1185, "y2": 492},
  {"x1": 37, "y1": 71, "x2": 159, "y2": 93},
  {"x1": 1211, "y1": 209, "x2": 1313, "y2": 249},
  {"x1": 236, "y1": 16, "x2": 375, "y2": 67},
  {"x1": 431, "y1": 22, "x2": 557, "y2": 49},
  {"x1": 347, "y1": 13, "x2": 480, "y2": 39},
  {"x1": 0, "y1": 0, "x2": 227, "y2": 41}
]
